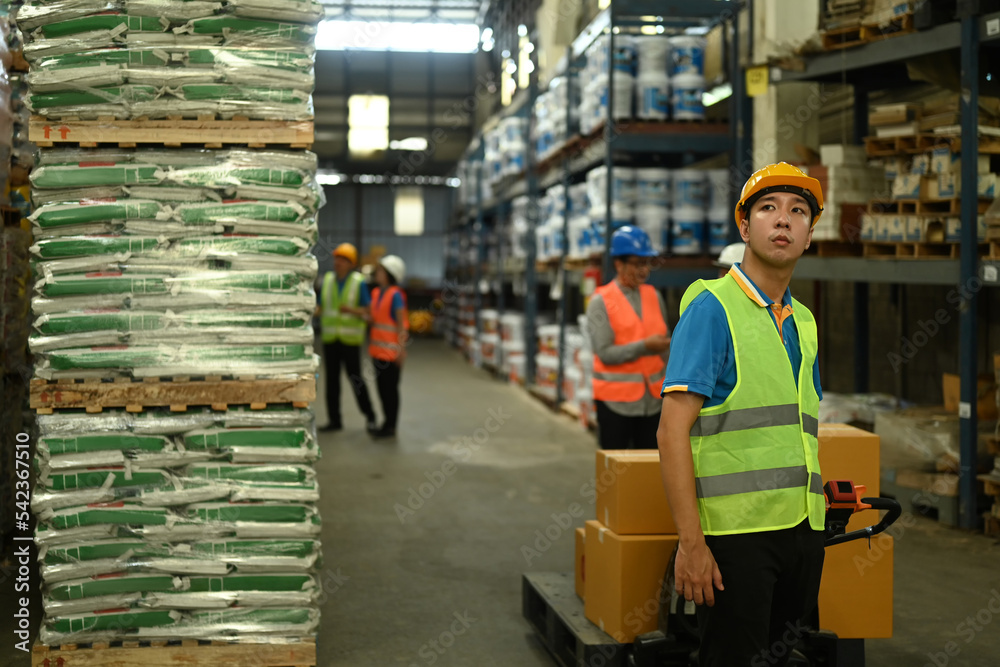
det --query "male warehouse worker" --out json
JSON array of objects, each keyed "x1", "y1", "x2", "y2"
[
  {"x1": 320, "y1": 243, "x2": 377, "y2": 432},
  {"x1": 585, "y1": 225, "x2": 670, "y2": 449},
  {"x1": 657, "y1": 163, "x2": 825, "y2": 667}
]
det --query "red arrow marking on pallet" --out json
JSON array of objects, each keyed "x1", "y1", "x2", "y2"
[
  {"x1": 58, "y1": 127, "x2": 70, "y2": 139},
  {"x1": 56, "y1": 658, "x2": 65, "y2": 667},
  {"x1": 43, "y1": 126, "x2": 51, "y2": 139}
]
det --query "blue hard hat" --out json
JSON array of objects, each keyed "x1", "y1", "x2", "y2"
[{"x1": 610, "y1": 225, "x2": 657, "y2": 258}]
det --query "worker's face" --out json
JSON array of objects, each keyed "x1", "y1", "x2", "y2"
[
  {"x1": 375, "y1": 266, "x2": 389, "y2": 287},
  {"x1": 333, "y1": 255, "x2": 352, "y2": 278},
  {"x1": 615, "y1": 256, "x2": 652, "y2": 288},
  {"x1": 740, "y1": 192, "x2": 813, "y2": 269}
]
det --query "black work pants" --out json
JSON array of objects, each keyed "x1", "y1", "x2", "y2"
[
  {"x1": 324, "y1": 341, "x2": 375, "y2": 427},
  {"x1": 375, "y1": 360, "x2": 402, "y2": 431},
  {"x1": 595, "y1": 400, "x2": 660, "y2": 449},
  {"x1": 697, "y1": 519, "x2": 825, "y2": 667}
]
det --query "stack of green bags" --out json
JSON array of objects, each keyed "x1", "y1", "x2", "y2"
[
  {"x1": 18, "y1": 0, "x2": 323, "y2": 119},
  {"x1": 33, "y1": 406, "x2": 323, "y2": 643},
  {"x1": 28, "y1": 148, "x2": 323, "y2": 378}
]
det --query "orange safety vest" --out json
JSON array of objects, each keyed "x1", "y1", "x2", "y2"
[
  {"x1": 370, "y1": 286, "x2": 409, "y2": 361},
  {"x1": 592, "y1": 281, "x2": 667, "y2": 402}
]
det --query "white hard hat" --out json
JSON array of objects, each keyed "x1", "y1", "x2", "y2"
[
  {"x1": 714, "y1": 243, "x2": 745, "y2": 268},
  {"x1": 379, "y1": 255, "x2": 406, "y2": 284}
]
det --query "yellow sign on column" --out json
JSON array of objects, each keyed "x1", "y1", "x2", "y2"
[{"x1": 746, "y1": 66, "x2": 769, "y2": 97}]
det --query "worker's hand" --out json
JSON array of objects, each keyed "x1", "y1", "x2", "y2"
[
  {"x1": 674, "y1": 536, "x2": 724, "y2": 607},
  {"x1": 313, "y1": 305, "x2": 321, "y2": 317},
  {"x1": 643, "y1": 334, "x2": 671, "y2": 353}
]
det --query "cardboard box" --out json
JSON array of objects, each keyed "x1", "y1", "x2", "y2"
[
  {"x1": 595, "y1": 450, "x2": 675, "y2": 535},
  {"x1": 575, "y1": 526, "x2": 585, "y2": 600},
  {"x1": 860, "y1": 212, "x2": 878, "y2": 241},
  {"x1": 885, "y1": 214, "x2": 906, "y2": 242},
  {"x1": 583, "y1": 521, "x2": 677, "y2": 642},
  {"x1": 944, "y1": 215, "x2": 987, "y2": 243},
  {"x1": 891, "y1": 174, "x2": 932, "y2": 200},
  {"x1": 868, "y1": 103, "x2": 919, "y2": 127},
  {"x1": 942, "y1": 372, "x2": 998, "y2": 420},
  {"x1": 817, "y1": 423, "x2": 893, "y2": 639},
  {"x1": 820, "y1": 144, "x2": 868, "y2": 166},
  {"x1": 909, "y1": 153, "x2": 931, "y2": 176}
]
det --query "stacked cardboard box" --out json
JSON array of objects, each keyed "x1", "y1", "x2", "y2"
[
  {"x1": 575, "y1": 426, "x2": 895, "y2": 642},
  {"x1": 809, "y1": 144, "x2": 884, "y2": 241},
  {"x1": 580, "y1": 450, "x2": 678, "y2": 643}
]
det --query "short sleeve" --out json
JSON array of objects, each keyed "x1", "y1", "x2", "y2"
[
  {"x1": 813, "y1": 355, "x2": 823, "y2": 401},
  {"x1": 357, "y1": 281, "x2": 371, "y2": 307},
  {"x1": 390, "y1": 292, "x2": 405, "y2": 323},
  {"x1": 660, "y1": 290, "x2": 732, "y2": 399}
]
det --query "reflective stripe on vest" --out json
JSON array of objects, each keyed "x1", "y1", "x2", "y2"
[
  {"x1": 321, "y1": 271, "x2": 366, "y2": 345},
  {"x1": 592, "y1": 281, "x2": 667, "y2": 403},
  {"x1": 678, "y1": 273, "x2": 824, "y2": 536},
  {"x1": 369, "y1": 285, "x2": 409, "y2": 361}
]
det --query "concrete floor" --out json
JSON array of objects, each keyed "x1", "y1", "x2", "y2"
[{"x1": 4, "y1": 338, "x2": 1000, "y2": 666}]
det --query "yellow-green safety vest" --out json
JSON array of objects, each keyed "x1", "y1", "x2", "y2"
[
  {"x1": 321, "y1": 271, "x2": 366, "y2": 345},
  {"x1": 679, "y1": 274, "x2": 824, "y2": 536}
]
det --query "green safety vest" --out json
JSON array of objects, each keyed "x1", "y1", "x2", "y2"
[
  {"x1": 679, "y1": 274, "x2": 824, "y2": 536},
  {"x1": 321, "y1": 271, "x2": 366, "y2": 345}
]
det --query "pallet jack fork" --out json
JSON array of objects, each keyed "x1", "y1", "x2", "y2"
[{"x1": 631, "y1": 480, "x2": 902, "y2": 667}]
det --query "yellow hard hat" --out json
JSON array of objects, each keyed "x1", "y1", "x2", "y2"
[
  {"x1": 333, "y1": 243, "x2": 358, "y2": 264},
  {"x1": 735, "y1": 162, "x2": 824, "y2": 228}
]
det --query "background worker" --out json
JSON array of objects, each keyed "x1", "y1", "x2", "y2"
[
  {"x1": 657, "y1": 163, "x2": 826, "y2": 667},
  {"x1": 713, "y1": 242, "x2": 745, "y2": 277},
  {"x1": 369, "y1": 255, "x2": 409, "y2": 440},
  {"x1": 320, "y1": 243, "x2": 377, "y2": 432},
  {"x1": 585, "y1": 225, "x2": 670, "y2": 450}
]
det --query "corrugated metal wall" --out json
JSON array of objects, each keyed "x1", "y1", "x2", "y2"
[{"x1": 315, "y1": 184, "x2": 451, "y2": 287}]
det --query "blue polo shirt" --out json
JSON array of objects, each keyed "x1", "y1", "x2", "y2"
[{"x1": 661, "y1": 263, "x2": 822, "y2": 407}]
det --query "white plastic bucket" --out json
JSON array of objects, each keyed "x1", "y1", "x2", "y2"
[
  {"x1": 537, "y1": 326, "x2": 561, "y2": 355},
  {"x1": 673, "y1": 169, "x2": 707, "y2": 209},
  {"x1": 635, "y1": 167, "x2": 671, "y2": 205},
  {"x1": 480, "y1": 309, "x2": 499, "y2": 333},
  {"x1": 672, "y1": 73, "x2": 705, "y2": 120},
  {"x1": 635, "y1": 35, "x2": 670, "y2": 75},
  {"x1": 706, "y1": 169, "x2": 732, "y2": 212},
  {"x1": 569, "y1": 213, "x2": 591, "y2": 259},
  {"x1": 707, "y1": 210, "x2": 729, "y2": 255},
  {"x1": 613, "y1": 35, "x2": 636, "y2": 75},
  {"x1": 612, "y1": 74, "x2": 634, "y2": 120},
  {"x1": 635, "y1": 203, "x2": 670, "y2": 254},
  {"x1": 611, "y1": 167, "x2": 636, "y2": 204},
  {"x1": 635, "y1": 71, "x2": 670, "y2": 120},
  {"x1": 500, "y1": 313, "x2": 525, "y2": 341},
  {"x1": 669, "y1": 35, "x2": 706, "y2": 76},
  {"x1": 671, "y1": 205, "x2": 705, "y2": 255}
]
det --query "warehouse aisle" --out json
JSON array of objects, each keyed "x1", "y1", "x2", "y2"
[{"x1": 314, "y1": 338, "x2": 595, "y2": 666}]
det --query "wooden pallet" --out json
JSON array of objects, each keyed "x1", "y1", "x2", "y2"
[
  {"x1": 862, "y1": 241, "x2": 987, "y2": 259},
  {"x1": 866, "y1": 132, "x2": 1000, "y2": 157},
  {"x1": 822, "y1": 24, "x2": 865, "y2": 50},
  {"x1": 29, "y1": 374, "x2": 315, "y2": 414},
  {"x1": 983, "y1": 512, "x2": 1000, "y2": 538},
  {"x1": 862, "y1": 12, "x2": 915, "y2": 42},
  {"x1": 809, "y1": 240, "x2": 865, "y2": 257},
  {"x1": 522, "y1": 572, "x2": 627, "y2": 667},
  {"x1": 880, "y1": 478, "x2": 961, "y2": 527},
  {"x1": 29, "y1": 116, "x2": 314, "y2": 149},
  {"x1": 869, "y1": 198, "x2": 992, "y2": 216},
  {"x1": 32, "y1": 637, "x2": 316, "y2": 667}
]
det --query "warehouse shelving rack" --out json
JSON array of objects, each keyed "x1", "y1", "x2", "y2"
[
  {"x1": 452, "y1": 0, "x2": 749, "y2": 407},
  {"x1": 771, "y1": 6, "x2": 1000, "y2": 529}
]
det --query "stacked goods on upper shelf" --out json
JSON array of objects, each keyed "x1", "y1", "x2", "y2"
[
  {"x1": 16, "y1": 0, "x2": 322, "y2": 120},
  {"x1": 579, "y1": 32, "x2": 708, "y2": 134},
  {"x1": 820, "y1": 0, "x2": 869, "y2": 31},
  {"x1": 860, "y1": 99, "x2": 999, "y2": 245},
  {"x1": 28, "y1": 147, "x2": 322, "y2": 380},
  {"x1": 31, "y1": 406, "x2": 321, "y2": 644},
  {"x1": 535, "y1": 183, "x2": 567, "y2": 263},
  {"x1": 862, "y1": 0, "x2": 914, "y2": 33},
  {"x1": 534, "y1": 72, "x2": 577, "y2": 163},
  {"x1": 808, "y1": 144, "x2": 884, "y2": 242},
  {"x1": 571, "y1": 164, "x2": 730, "y2": 258}
]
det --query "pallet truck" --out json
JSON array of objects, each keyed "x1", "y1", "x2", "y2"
[{"x1": 630, "y1": 480, "x2": 902, "y2": 667}]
